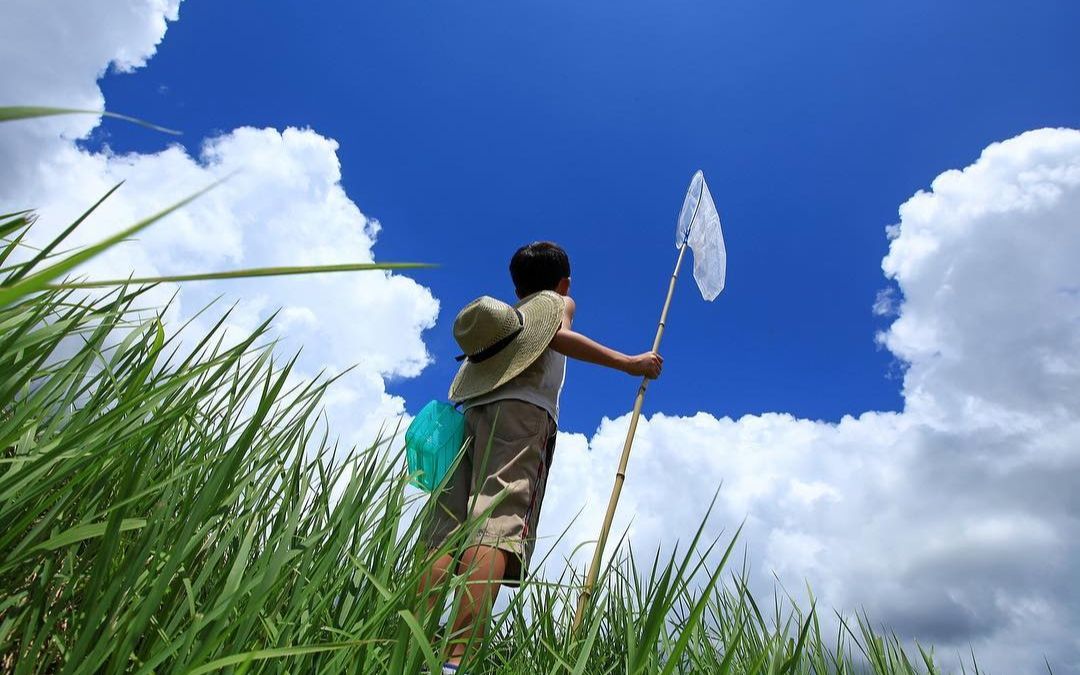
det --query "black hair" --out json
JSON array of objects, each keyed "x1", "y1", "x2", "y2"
[{"x1": 510, "y1": 241, "x2": 571, "y2": 297}]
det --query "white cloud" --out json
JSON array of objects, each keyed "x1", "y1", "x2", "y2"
[
  {"x1": 0, "y1": 0, "x2": 438, "y2": 448},
  {"x1": 872, "y1": 286, "x2": 898, "y2": 317},
  {"x1": 537, "y1": 129, "x2": 1080, "y2": 674}
]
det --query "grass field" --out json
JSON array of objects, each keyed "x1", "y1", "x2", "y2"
[{"x1": 0, "y1": 199, "x2": 982, "y2": 674}]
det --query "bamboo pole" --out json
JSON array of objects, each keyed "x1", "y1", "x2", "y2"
[{"x1": 572, "y1": 241, "x2": 690, "y2": 633}]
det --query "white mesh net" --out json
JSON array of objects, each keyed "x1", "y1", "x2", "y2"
[{"x1": 675, "y1": 170, "x2": 726, "y2": 301}]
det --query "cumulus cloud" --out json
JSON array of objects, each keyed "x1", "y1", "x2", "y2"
[
  {"x1": 537, "y1": 129, "x2": 1080, "y2": 674},
  {"x1": 0, "y1": 0, "x2": 438, "y2": 447}
]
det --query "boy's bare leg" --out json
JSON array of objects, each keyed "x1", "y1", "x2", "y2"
[
  {"x1": 418, "y1": 552, "x2": 457, "y2": 614},
  {"x1": 444, "y1": 544, "x2": 510, "y2": 666}
]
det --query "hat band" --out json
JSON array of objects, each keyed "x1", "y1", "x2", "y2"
[{"x1": 455, "y1": 309, "x2": 524, "y2": 363}]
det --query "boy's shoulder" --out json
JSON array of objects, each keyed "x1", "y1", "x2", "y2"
[{"x1": 562, "y1": 295, "x2": 576, "y2": 322}]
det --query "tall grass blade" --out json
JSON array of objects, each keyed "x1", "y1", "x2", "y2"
[
  {"x1": 0, "y1": 106, "x2": 180, "y2": 135},
  {"x1": 43, "y1": 261, "x2": 434, "y2": 289},
  {"x1": 0, "y1": 182, "x2": 222, "y2": 306},
  {"x1": 4, "y1": 182, "x2": 124, "y2": 285}
]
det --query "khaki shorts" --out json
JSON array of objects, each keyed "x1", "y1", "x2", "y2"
[{"x1": 423, "y1": 399, "x2": 557, "y2": 586}]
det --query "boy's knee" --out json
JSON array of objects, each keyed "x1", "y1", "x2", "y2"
[{"x1": 459, "y1": 544, "x2": 514, "y2": 580}]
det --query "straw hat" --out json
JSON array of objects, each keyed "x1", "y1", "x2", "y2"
[{"x1": 447, "y1": 290, "x2": 565, "y2": 402}]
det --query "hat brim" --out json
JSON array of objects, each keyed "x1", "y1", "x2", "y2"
[{"x1": 447, "y1": 290, "x2": 565, "y2": 403}]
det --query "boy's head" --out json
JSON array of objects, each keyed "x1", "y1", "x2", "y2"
[{"x1": 510, "y1": 241, "x2": 571, "y2": 299}]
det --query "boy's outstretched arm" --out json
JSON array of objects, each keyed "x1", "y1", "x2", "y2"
[{"x1": 549, "y1": 297, "x2": 663, "y2": 378}]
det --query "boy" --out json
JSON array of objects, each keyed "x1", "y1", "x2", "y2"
[{"x1": 419, "y1": 241, "x2": 662, "y2": 673}]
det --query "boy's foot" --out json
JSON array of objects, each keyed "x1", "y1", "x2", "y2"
[{"x1": 419, "y1": 662, "x2": 466, "y2": 675}]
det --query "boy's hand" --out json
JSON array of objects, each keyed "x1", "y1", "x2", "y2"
[{"x1": 626, "y1": 352, "x2": 663, "y2": 378}]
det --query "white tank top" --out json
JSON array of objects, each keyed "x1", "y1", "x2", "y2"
[{"x1": 463, "y1": 347, "x2": 566, "y2": 424}]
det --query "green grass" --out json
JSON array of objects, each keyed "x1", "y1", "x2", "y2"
[{"x1": 0, "y1": 211, "x2": 982, "y2": 674}]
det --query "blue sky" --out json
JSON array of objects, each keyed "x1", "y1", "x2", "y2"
[{"x1": 92, "y1": 0, "x2": 1079, "y2": 433}]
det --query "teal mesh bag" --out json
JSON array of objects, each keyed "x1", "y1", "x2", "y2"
[{"x1": 405, "y1": 400, "x2": 465, "y2": 492}]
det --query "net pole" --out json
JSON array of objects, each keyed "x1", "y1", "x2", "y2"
[{"x1": 572, "y1": 241, "x2": 690, "y2": 633}]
